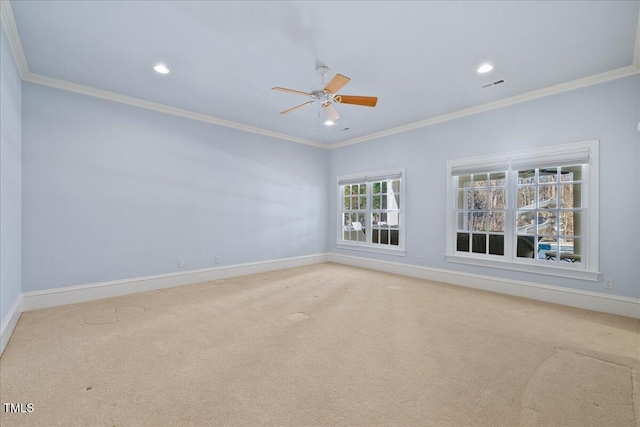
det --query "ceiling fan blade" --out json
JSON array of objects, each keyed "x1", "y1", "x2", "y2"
[
  {"x1": 336, "y1": 95, "x2": 378, "y2": 107},
  {"x1": 272, "y1": 87, "x2": 312, "y2": 97},
  {"x1": 280, "y1": 101, "x2": 314, "y2": 115},
  {"x1": 322, "y1": 102, "x2": 340, "y2": 122},
  {"x1": 324, "y1": 74, "x2": 350, "y2": 94}
]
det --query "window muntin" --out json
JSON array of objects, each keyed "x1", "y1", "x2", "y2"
[
  {"x1": 446, "y1": 140, "x2": 599, "y2": 280},
  {"x1": 342, "y1": 183, "x2": 367, "y2": 243},
  {"x1": 455, "y1": 172, "x2": 506, "y2": 256},
  {"x1": 515, "y1": 166, "x2": 583, "y2": 263},
  {"x1": 337, "y1": 168, "x2": 405, "y2": 254},
  {"x1": 371, "y1": 179, "x2": 401, "y2": 246}
]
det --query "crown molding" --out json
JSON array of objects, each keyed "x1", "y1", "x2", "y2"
[
  {"x1": 634, "y1": 5, "x2": 640, "y2": 68},
  {"x1": 3, "y1": 0, "x2": 640, "y2": 150},
  {"x1": 328, "y1": 65, "x2": 640, "y2": 150},
  {"x1": 25, "y1": 73, "x2": 327, "y2": 149},
  {"x1": 0, "y1": 0, "x2": 28, "y2": 79}
]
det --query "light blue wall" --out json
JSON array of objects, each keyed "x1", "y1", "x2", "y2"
[
  {"x1": 0, "y1": 26, "x2": 22, "y2": 325},
  {"x1": 22, "y1": 83, "x2": 329, "y2": 292},
  {"x1": 329, "y1": 74, "x2": 640, "y2": 299},
  {"x1": 17, "y1": 70, "x2": 640, "y2": 300}
]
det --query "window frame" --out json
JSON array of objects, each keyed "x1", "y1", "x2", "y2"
[
  {"x1": 445, "y1": 140, "x2": 600, "y2": 281},
  {"x1": 336, "y1": 167, "x2": 406, "y2": 256}
]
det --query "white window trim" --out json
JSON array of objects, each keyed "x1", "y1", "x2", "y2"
[
  {"x1": 336, "y1": 167, "x2": 406, "y2": 256},
  {"x1": 445, "y1": 140, "x2": 600, "y2": 281}
]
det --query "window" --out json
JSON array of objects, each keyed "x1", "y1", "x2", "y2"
[
  {"x1": 337, "y1": 167, "x2": 405, "y2": 255},
  {"x1": 446, "y1": 140, "x2": 599, "y2": 281}
]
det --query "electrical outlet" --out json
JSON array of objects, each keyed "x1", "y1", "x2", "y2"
[
  {"x1": 603, "y1": 278, "x2": 613, "y2": 289},
  {"x1": 178, "y1": 259, "x2": 184, "y2": 268},
  {"x1": 214, "y1": 257, "x2": 220, "y2": 264}
]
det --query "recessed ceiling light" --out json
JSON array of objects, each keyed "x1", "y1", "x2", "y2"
[
  {"x1": 154, "y1": 64, "x2": 170, "y2": 74},
  {"x1": 477, "y1": 63, "x2": 494, "y2": 74},
  {"x1": 324, "y1": 120, "x2": 335, "y2": 126}
]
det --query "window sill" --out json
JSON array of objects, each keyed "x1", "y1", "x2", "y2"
[
  {"x1": 337, "y1": 243, "x2": 406, "y2": 257},
  {"x1": 445, "y1": 254, "x2": 600, "y2": 281}
]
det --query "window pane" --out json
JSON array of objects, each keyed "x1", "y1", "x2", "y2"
[
  {"x1": 457, "y1": 212, "x2": 470, "y2": 231},
  {"x1": 343, "y1": 213, "x2": 350, "y2": 227},
  {"x1": 473, "y1": 190, "x2": 488, "y2": 209},
  {"x1": 537, "y1": 211, "x2": 557, "y2": 235},
  {"x1": 359, "y1": 196, "x2": 367, "y2": 210},
  {"x1": 372, "y1": 195, "x2": 380, "y2": 209},
  {"x1": 380, "y1": 212, "x2": 388, "y2": 225},
  {"x1": 561, "y1": 238, "x2": 582, "y2": 263},
  {"x1": 516, "y1": 211, "x2": 536, "y2": 234},
  {"x1": 561, "y1": 166, "x2": 582, "y2": 182},
  {"x1": 489, "y1": 212, "x2": 504, "y2": 232},
  {"x1": 472, "y1": 234, "x2": 486, "y2": 253},
  {"x1": 390, "y1": 230, "x2": 399, "y2": 246},
  {"x1": 381, "y1": 195, "x2": 387, "y2": 209},
  {"x1": 351, "y1": 185, "x2": 358, "y2": 195},
  {"x1": 490, "y1": 188, "x2": 505, "y2": 209},
  {"x1": 473, "y1": 174, "x2": 488, "y2": 188},
  {"x1": 344, "y1": 186, "x2": 349, "y2": 196},
  {"x1": 458, "y1": 190, "x2": 472, "y2": 209},
  {"x1": 489, "y1": 234, "x2": 504, "y2": 255},
  {"x1": 538, "y1": 185, "x2": 557, "y2": 208},
  {"x1": 372, "y1": 228, "x2": 379, "y2": 244},
  {"x1": 352, "y1": 197, "x2": 358, "y2": 210},
  {"x1": 388, "y1": 212, "x2": 399, "y2": 227},
  {"x1": 393, "y1": 194, "x2": 400, "y2": 209},
  {"x1": 539, "y1": 238, "x2": 559, "y2": 261},
  {"x1": 560, "y1": 211, "x2": 580, "y2": 236},
  {"x1": 457, "y1": 233, "x2": 470, "y2": 252},
  {"x1": 518, "y1": 170, "x2": 536, "y2": 185},
  {"x1": 561, "y1": 184, "x2": 581, "y2": 208},
  {"x1": 538, "y1": 168, "x2": 558, "y2": 183},
  {"x1": 343, "y1": 196, "x2": 350, "y2": 210},
  {"x1": 517, "y1": 187, "x2": 536, "y2": 208},
  {"x1": 359, "y1": 184, "x2": 366, "y2": 194},
  {"x1": 490, "y1": 172, "x2": 506, "y2": 187},
  {"x1": 458, "y1": 175, "x2": 472, "y2": 189},
  {"x1": 379, "y1": 229, "x2": 389, "y2": 245},
  {"x1": 391, "y1": 180, "x2": 400, "y2": 193},
  {"x1": 373, "y1": 182, "x2": 380, "y2": 194},
  {"x1": 381, "y1": 181, "x2": 387, "y2": 193},
  {"x1": 472, "y1": 212, "x2": 487, "y2": 231},
  {"x1": 516, "y1": 236, "x2": 536, "y2": 258}
]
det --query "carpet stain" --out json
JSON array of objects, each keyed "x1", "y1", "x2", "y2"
[
  {"x1": 288, "y1": 312, "x2": 310, "y2": 322},
  {"x1": 520, "y1": 348, "x2": 635, "y2": 426},
  {"x1": 79, "y1": 305, "x2": 146, "y2": 325}
]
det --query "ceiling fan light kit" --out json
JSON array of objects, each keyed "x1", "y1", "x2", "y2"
[{"x1": 272, "y1": 65, "x2": 378, "y2": 124}]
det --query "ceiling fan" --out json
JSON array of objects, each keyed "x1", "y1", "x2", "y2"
[{"x1": 272, "y1": 65, "x2": 378, "y2": 124}]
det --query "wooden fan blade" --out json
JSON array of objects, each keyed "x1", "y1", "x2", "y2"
[
  {"x1": 336, "y1": 95, "x2": 378, "y2": 107},
  {"x1": 324, "y1": 74, "x2": 350, "y2": 94},
  {"x1": 272, "y1": 87, "x2": 312, "y2": 97},
  {"x1": 322, "y1": 102, "x2": 340, "y2": 122},
  {"x1": 280, "y1": 101, "x2": 314, "y2": 115}
]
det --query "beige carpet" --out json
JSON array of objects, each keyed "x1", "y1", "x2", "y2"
[{"x1": 1, "y1": 263, "x2": 638, "y2": 426}]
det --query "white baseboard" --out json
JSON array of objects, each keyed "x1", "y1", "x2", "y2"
[
  {"x1": 1, "y1": 294, "x2": 23, "y2": 356},
  {"x1": 11, "y1": 251, "x2": 638, "y2": 353},
  {"x1": 327, "y1": 253, "x2": 640, "y2": 319},
  {"x1": 22, "y1": 254, "x2": 329, "y2": 312}
]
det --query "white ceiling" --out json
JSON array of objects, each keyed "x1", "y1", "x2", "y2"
[{"x1": 6, "y1": 1, "x2": 640, "y2": 146}]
